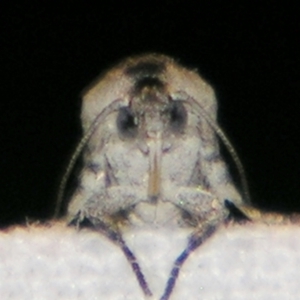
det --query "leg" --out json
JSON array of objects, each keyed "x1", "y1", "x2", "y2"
[
  {"x1": 119, "y1": 237, "x2": 153, "y2": 297},
  {"x1": 160, "y1": 224, "x2": 217, "y2": 300},
  {"x1": 89, "y1": 218, "x2": 153, "y2": 297}
]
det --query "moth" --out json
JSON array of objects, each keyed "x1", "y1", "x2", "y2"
[{"x1": 55, "y1": 53, "x2": 255, "y2": 299}]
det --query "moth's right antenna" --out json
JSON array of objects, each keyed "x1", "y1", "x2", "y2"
[
  {"x1": 54, "y1": 99, "x2": 124, "y2": 218},
  {"x1": 184, "y1": 96, "x2": 251, "y2": 204}
]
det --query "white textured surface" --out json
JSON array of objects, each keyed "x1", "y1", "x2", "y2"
[{"x1": 1, "y1": 222, "x2": 300, "y2": 299}]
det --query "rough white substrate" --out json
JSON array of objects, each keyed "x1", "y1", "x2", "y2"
[{"x1": 1, "y1": 222, "x2": 300, "y2": 300}]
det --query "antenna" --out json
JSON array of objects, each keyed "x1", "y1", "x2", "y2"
[
  {"x1": 54, "y1": 99, "x2": 124, "y2": 218},
  {"x1": 185, "y1": 96, "x2": 251, "y2": 204}
]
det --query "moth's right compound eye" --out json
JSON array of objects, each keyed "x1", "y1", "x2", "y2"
[
  {"x1": 168, "y1": 101, "x2": 187, "y2": 133},
  {"x1": 117, "y1": 106, "x2": 138, "y2": 138}
]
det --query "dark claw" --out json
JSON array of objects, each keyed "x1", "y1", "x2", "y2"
[{"x1": 224, "y1": 199, "x2": 251, "y2": 222}]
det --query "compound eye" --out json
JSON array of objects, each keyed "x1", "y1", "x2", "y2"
[
  {"x1": 116, "y1": 106, "x2": 138, "y2": 138},
  {"x1": 169, "y1": 101, "x2": 187, "y2": 132}
]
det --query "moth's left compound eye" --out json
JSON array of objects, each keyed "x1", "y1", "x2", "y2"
[
  {"x1": 168, "y1": 101, "x2": 187, "y2": 132},
  {"x1": 117, "y1": 106, "x2": 138, "y2": 138}
]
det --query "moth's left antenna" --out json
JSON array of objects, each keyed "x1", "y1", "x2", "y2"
[{"x1": 54, "y1": 99, "x2": 123, "y2": 218}]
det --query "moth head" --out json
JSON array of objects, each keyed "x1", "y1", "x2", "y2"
[
  {"x1": 80, "y1": 53, "x2": 217, "y2": 135},
  {"x1": 117, "y1": 63, "x2": 188, "y2": 139}
]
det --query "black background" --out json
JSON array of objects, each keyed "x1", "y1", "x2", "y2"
[{"x1": 1, "y1": 2, "x2": 299, "y2": 226}]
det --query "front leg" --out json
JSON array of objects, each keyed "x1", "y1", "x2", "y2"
[
  {"x1": 164, "y1": 186, "x2": 229, "y2": 225},
  {"x1": 67, "y1": 166, "x2": 152, "y2": 297},
  {"x1": 160, "y1": 223, "x2": 219, "y2": 300},
  {"x1": 160, "y1": 187, "x2": 230, "y2": 300},
  {"x1": 67, "y1": 164, "x2": 147, "y2": 224}
]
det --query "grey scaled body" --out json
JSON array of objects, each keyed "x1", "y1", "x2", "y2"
[
  {"x1": 56, "y1": 54, "x2": 248, "y2": 299},
  {"x1": 67, "y1": 54, "x2": 243, "y2": 227}
]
